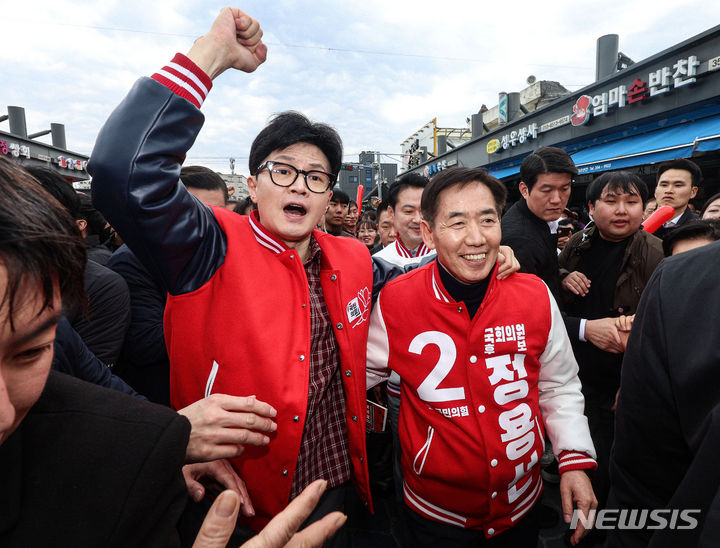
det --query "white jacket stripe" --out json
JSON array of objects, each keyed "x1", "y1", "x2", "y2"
[{"x1": 404, "y1": 482, "x2": 468, "y2": 527}]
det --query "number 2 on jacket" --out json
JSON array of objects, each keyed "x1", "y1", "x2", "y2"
[{"x1": 410, "y1": 331, "x2": 466, "y2": 403}]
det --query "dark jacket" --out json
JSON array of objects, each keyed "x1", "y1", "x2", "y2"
[
  {"x1": 0, "y1": 371, "x2": 189, "y2": 547},
  {"x1": 67, "y1": 259, "x2": 131, "y2": 368},
  {"x1": 606, "y1": 240, "x2": 720, "y2": 547},
  {"x1": 501, "y1": 198, "x2": 562, "y2": 302},
  {"x1": 557, "y1": 226, "x2": 663, "y2": 392},
  {"x1": 651, "y1": 207, "x2": 699, "y2": 240},
  {"x1": 53, "y1": 316, "x2": 143, "y2": 399},
  {"x1": 107, "y1": 244, "x2": 171, "y2": 405},
  {"x1": 558, "y1": 226, "x2": 664, "y2": 317}
]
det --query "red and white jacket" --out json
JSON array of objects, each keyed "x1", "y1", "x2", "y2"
[
  {"x1": 165, "y1": 209, "x2": 374, "y2": 530},
  {"x1": 366, "y1": 261, "x2": 596, "y2": 537},
  {"x1": 372, "y1": 237, "x2": 435, "y2": 396}
]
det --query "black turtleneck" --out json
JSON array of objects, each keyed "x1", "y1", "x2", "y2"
[{"x1": 436, "y1": 260, "x2": 490, "y2": 319}]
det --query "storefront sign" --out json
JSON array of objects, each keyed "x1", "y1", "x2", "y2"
[
  {"x1": 709, "y1": 55, "x2": 720, "y2": 71},
  {"x1": 0, "y1": 140, "x2": 30, "y2": 158},
  {"x1": 56, "y1": 155, "x2": 88, "y2": 171},
  {"x1": 491, "y1": 123, "x2": 538, "y2": 153},
  {"x1": 571, "y1": 55, "x2": 700, "y2": 126},
  {"x1": 540, "y1": 115, "x2": 570, "y2": 132}
]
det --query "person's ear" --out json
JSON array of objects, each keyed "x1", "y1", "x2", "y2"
[
  {"x1": 519, "y1": 182, "x2": 529, "y2": 200},
  {"x1": 421, "y1": 220, "x2": 436, "y2": 250},
  {"x1": 247, "y1": 176, "x2": 258, "y2": 203}
]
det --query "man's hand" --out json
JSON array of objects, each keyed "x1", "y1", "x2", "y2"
[
  {"x1": 183, "y1": 459, "x2": 255, "y2": 517},
  {"x1": 560, "y1": 470, "x2": 598, "y2": 546},
  {"x1": 192, "y1": 479, "x2": 347, "y2": 548},
  {"x1": 562, "y1": 271, "x2": 591, "y2": 296},
  {"x1": 179, "y1": 394, "x2": 277, "y2": 463},
  {"x1": 615, "y1": 314, "x2": 635, "y2": 351},
  {"x1": 496, "y1": 245, "x2": 520, "y2": 279},
  {"x1": 585, "y1": 317, "x2": 624, "y2": 353},
  {"x1": 188, "y1": 7, "x2": 267, "y2": 80}
]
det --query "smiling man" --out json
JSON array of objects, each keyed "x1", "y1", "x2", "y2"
[
  {"x1": 367, "y1": 167, "x2": 597, "y2": 547},
  {"x1": 558, "y1": 171, "x2": 663, "y2": 514}
]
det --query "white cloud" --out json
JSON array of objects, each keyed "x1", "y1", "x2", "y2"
[{"x1": 3, "y1": 0, "x2": 720, "y2": 174}]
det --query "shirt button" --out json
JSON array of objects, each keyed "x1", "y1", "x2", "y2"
[
  {"x1": 478, "y1": 405, "x2": 486, "y2": 413},
  {"x1": 302, "y1": 303, "x2": 306, "y2": 308},
  {"x1": 282, "y1": 469, "x2": 288, "y2": 476},
  {"x1": 345, "y1": 370, "x2": 352, "y2": 377},
  {"x1": 488, "y1": 528, "x2": 495, "y2": 535},
  {"x1": 359, "y1": 456, "x2": 364, "y2": 463},
  {"x1": 330, "y1": 274, "x2": 337, "y2": 281},
  {"x1": 491, "y1": 491, "x2": 497, "y2": 499},
  {"x1": 490, "y1": 459, "x2": 498, "y2": 467},
  {"x1": 336, "y1": 322, "x2": 344, "y2": 330},
  {"x1": 293, "y1": 415, "x2": 300, "y2": 422},
  {"x1": 290, "y1": 254, "x2": 295, "y2": 259},
  {"x1": 457, "y1": 306, "x2": 463, "y2": 313},
  {"x1": 469, "y1": 355, "x2": 478, "y2": 364},
  {"x1": 299, "y1": 354, "x2": 305, "y2": 361},
  {"x1": 352, "y1": 416, "x2": 358, "y2": 422}
]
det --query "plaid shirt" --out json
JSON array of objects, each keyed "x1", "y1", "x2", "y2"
[{"x1": 290, "y1": 237, "x2": 351, "y2": 498}]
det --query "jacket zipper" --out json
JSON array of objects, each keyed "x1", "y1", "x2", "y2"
[
  {"x1": 205, "y1": 360, "x2": 219, "y2": 397},
  {"x1": 413, "y1": 425, "x2": 435, "y2": 476}
]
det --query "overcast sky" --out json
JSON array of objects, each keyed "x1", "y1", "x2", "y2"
[{"x1": 4, "y1": 1, "x2": 720, "y2": 175}]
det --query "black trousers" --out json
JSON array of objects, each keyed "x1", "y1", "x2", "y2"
[{"x1": 401, "y1": 500, "x2": 540, "y2": 548}]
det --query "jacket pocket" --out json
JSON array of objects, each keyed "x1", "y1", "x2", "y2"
[
  {"x1": 413, "y1": 425, "x2": 435, "y2": 476},
  {"x1": 205, "y1": 360, "x2": 219, "y2": 397}
]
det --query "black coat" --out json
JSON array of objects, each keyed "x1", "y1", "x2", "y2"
[
  {"x1": 107, "y1": 245, "x2": 171, "y2": 405},
  {"x1": 607, "y1": 240, "x2": 720, "y2": 547},
  {"x1": 67, "y1": 259, "x2": 131, "y2": 368},
  {"x1": 501, "y1": 198, "x2": 562, "y2": 302},
  {"x1": 651, "y1": 207, "x2": 699, "y2": 240},
  {"x1": 0, "y1": 371, "x2": 190, "y2": 547}
]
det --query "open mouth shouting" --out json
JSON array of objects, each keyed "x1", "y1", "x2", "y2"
[{"x1": 283, "y1": 202, "x2": 308, "y2": 218}]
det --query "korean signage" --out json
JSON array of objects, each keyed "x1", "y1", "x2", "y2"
[
  {"x1": 498, "y1": 92, "x2": 508, "y2": 126},
  {"x1": 486, "y1": 123, "x2": 539, "y2": 153},
  {"x1": 571, "y1": 55, "x2": 700, "y2": 126},
  {"x1": 0, "y1": 140, "x2": 30, "y2": 159}
]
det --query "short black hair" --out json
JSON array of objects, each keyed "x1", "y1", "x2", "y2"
[
  {"x1": 520, "y1": 146, "x2": 578, "y2": 191},
  {"x1": 24, "y1": 166, "x2": 81, "y2": 219},
  {"x1": 330, "y1": 189, "x2": 349, "y2": 204},
  {"x1": 657, "y1": 158, "x2": 702, "y2": 186},
  {"x1": 586, "y1": 171, "x2": 648, "y2": 206},
  {"x1": 233, "y1": 196, "x2": 256, "y2": 215},
  {"x1": 388, "y1": 173, "x2": 429, "y2": 210},
  {"x1": 0, "y1": 157, "x2": 87, "y2": 325},
  {"x1": 662, "y1": 220, "x2": 720, "y2": 256},
  {"x1": 421, "y1": 167, "x2": 507, "y2": 227},
  {"x1": 376, "y1": 200, "x2": 391, "y2": 218},
  {"x1": 348, "y1": 200, "x2": 358, "y2": 210},
  {"x1": 248, "y1": 111, "x2": 343, "y2": 179},
  {"x1": 701, "y1": 192, "x2": 720, "y2": 217},
  {"x1": 180, "y1": 166, "x2": 229, "y2": 204},
  {"x1": 77, "y1": 193, "x2": 109, "y2": 236}
]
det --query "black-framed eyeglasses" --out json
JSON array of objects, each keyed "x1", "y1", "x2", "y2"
[{"x1": 257, "y1": 161, "x2": 336, "y2": 194}]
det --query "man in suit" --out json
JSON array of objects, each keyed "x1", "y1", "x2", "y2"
[{"x1": 652, "y1": 158, "x2": 701, "y2": 239}]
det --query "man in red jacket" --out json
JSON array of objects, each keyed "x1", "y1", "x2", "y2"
[{"x1": 367, "y1": 167, "x2": 597, "y2": 547}]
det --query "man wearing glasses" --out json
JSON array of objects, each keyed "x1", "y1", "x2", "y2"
[
  {"x1": 90, "y1": 9, "x2": 375, "y2": 545},
  {"x1": 91, "y1": 6, "x2": 517, "y2": 544}
]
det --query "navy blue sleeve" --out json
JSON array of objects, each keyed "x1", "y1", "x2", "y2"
[{"x1": 89, "y1": 77, "x2": 226, "y2": 295}]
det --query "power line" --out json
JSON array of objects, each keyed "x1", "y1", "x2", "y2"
[{"x1": 8, "y1": 18, "x2": 592, "y2": 70}]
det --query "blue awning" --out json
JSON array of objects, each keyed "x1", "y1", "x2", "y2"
[
  {"x1": 487, "y1": 114, "x2": 720, "y2": 179},
  {"x1": 572, "y1": 114, "x2": 720, "y2": 174}
]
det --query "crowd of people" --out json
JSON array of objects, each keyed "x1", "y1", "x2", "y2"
[{"x1": 2, "y1": 6, "x2": 720, "y2": 548}]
